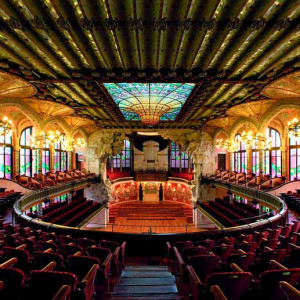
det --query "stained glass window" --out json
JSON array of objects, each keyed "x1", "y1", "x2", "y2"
[
  {"x1": 20, "y1": 127, "x2": 39, "y2": 176},
  {"x1": 170, "y1": 142, "x2": 191, "y2": 170},
  {"x1": 290, "y1": 124, "x2": 300, "y2": 181},
  {"x1": 54, "y1": 134, "x2": 68, "y2": 172},
  {"x1": 234, "y1": 134, "x2": 247, "y2": 173},
  {"x1": 264, "y1": 127, "x2": 281, "y2": 178},
  {"x1": 0, "y1": 130, "x2": 12, "y2": 179},
  {"x1": 112, "y1": 140, "x2": 131, "y2": 169},
  {"x1": 103, "y1": 83, "x2": 195, "y2": 122}
]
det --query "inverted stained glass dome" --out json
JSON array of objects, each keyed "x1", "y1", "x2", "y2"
[{"x1": 104, "y1": 83, "x2": 195, "y2": 125}]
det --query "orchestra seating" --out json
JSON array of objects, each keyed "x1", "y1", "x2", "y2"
[
  {"x1": 200, "y1": 197, "x2": 269, "y2": 228},
  {"x1": 39, "y1": 197, "x2": 102, "y2": 227},
  {"x1": 0, "y1": 221, "x2": 126, "y2": 300},
  {"x1": 167, "y1": 221, "x2": 300, "y2": 300}
]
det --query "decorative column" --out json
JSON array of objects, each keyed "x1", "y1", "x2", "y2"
[
  {"x1": 110, "y1": 155, "x2": 113, "y2": 173},
  {"x1": 179, "y1": 151, "x2": 182, "y2": 172},
  {"x1": 247, "y1": 146, "x2": 252, "y2": 174},
  {"x1": 120, "y1": 152, "x2": 123, "y2": 172},
  {"x1": 188, "y1": 156, "x2": 192, "y2": 173},
  {"x1": 229, "y1": 152, "x2": 233, "y2": 172},
  {"x1": 281, "y1": 134, "x2": 287, "y2": 177},
  {"x1": 259, "y1": 149, "x2": 264, "y2": 177},
  {"x1": 168, "y1": 141, "x2": 172, "y2": 173},
  {"x1": 50, "y1": 144, "x2": 55, "y2": 172},
  {"x1": 13, "y1": 146, "x2": 20, "y2": 177},
  {"x1": 38, "y1": 148, "x2": 43, "y2": 174},
  {"x1": 68, "y1": 151, "x2": 73, "y2": 170}
]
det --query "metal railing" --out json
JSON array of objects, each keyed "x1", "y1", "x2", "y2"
[{"x1": 14, "y1": 177, "x2": 99, "y2": 219}]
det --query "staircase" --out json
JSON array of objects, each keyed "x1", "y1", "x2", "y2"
[
  {"x1": 112, "y1": 265, "x2": 182, "y2": 299},
  {"x1": 109, "y1": 202, "x2": 193, "y2": 224}
]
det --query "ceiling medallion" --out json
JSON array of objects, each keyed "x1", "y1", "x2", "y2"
[{"x1": 104, "y1": 83, "x2": 195, "y2": 126}]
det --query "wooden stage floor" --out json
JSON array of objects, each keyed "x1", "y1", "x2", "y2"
[{"x1": 81, "y1": 200, "x2": 213, "y2": 234}]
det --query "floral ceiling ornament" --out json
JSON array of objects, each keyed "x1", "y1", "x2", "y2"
[{"x1": 287, "y1": 117, "x2": 300, "y2": 140}]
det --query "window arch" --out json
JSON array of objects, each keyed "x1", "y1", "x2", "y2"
[
  {"x1": 0, "y1": 129, "x2": 12, "y2": 179},
  {"x1": 264, "y1": 127, "x2": 281, "y2": 178},
  {"x1": 54, "y1": 134, "x2": 68, "y2": 172},
  {"x1": 233, "y1": 134, "x2": 247, "y2": 173},
  {"x1": 20, "y1": 127, "x2": 39, "y2": 176},
  {"x1": 112, "y1": 140, "x2": 131, "y2": 169},
  {"x1": 290, "y1": 124, "x2": 300, "y2": 181},
  {"x1": 170, "y1": 142, "x2": 191, "y2": 170}
]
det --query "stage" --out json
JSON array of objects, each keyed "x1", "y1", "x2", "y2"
[{"x1": 81, "y1": 198, "x2": 216, "y2": 234}]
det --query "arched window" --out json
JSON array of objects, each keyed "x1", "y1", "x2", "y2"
[
  {"x1": 42, "y1": 138, "x2": 50, "y2": 174},
  {"x1": 252, "y1": 137, "x2": 260, "y2": 176},
  {"x1": 112, "y1": 140, "x2": 131, "y2": 169},
  {"x1": 54, "y1": 134, "x2": 68, "y2": 172},
  {"x1": 234, "y1": 134, "x2": 247, "y2": 173},
  {"x1": 20, "y1": 127, "x2": 39, "y2": 176},
  {"x1": 170, "y1": 142, "x2": 191, "y2": 170},
  {"x1": 264, "y1": 127, "x2": 281, "y2": 178},
  {"x1": 290, "y1": 124, "x2": 300, "y2": 181},
  {"x1": 0, "y1": 130, "x2": 12, "y2": 179}
]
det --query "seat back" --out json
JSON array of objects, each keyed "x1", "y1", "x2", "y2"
[
  {"x1": 77, "y1": 238, "x2": 96, "y2": 249},
  {"x1": 67, "y1": 255, "x2": 100, "y2": 281},
  {"x1": 187, "y1": 255, "x2": 220, "y2": 282},
  {"x1": 196, "y1": 239, "x2": 215, "y2": 252},
  {"x1": 34, "y1": 251, "x2": 63, "y2": 269},
  {"x1": 173, "y1": 241, "x2": 193, "y2": 253},
  {"x1": 182, "y1": 246, "x2": 207, "y2": 261},
  {"x1": 99, "y1": 240, "x2": 119, "y2": 251},
  {"x1": 60, "y1": 244, "x2": 83, "y2": 259},
  {"x1": 212, "y1": 245, "x2": 234, "y2": 262},
  {"x1": 260, "y1": 268, "x2": 300, "y2": 300},
  {"x1": 3, "y1": 247, "x2": 30, "y2": 267},
  {"x1": 237, "y1": 241, "x2": 257, "y2": 253},
  {"x1": 0, "y1": 267, "x2": 25, "y2": 300},
  {"x1": 228, "y1": 252, "x2": 255, "y2": 271},
  {"x1": 205, "y1": 272, "x2": 252, "y2": 300},
  {"x1": 87, "y1": 247, "x2": 111, "y2": 261},
  {"x1": 29, "y1": 270, "x2": 77, "y2": 300}
]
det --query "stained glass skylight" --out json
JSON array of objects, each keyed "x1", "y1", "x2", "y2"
[{"x1": 104, "y1": 83, "x2": 195, "y2": 125}]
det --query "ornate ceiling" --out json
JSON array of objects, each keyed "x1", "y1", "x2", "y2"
[{"x1": 0, "y1": 0, "x2": 298, "y2": 130}]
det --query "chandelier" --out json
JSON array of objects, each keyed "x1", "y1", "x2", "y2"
[
  {"x1": 0, "y1": 116, "x2": 13, "y2": 136},
  {"x1": 253, "y1": 133, "x2": 272, "y2": 150},
  {"x1": 62, "y1": 138, "x2": 86, "y2": 151},
  {"x1": 216, "y1": 139, "x2": 239, "y2": 152},
  {"x1": 287, "y1": 117, "x2": 300, "y2": 139},
  {"x1": 241, "y1": 130, "x2": 254, "y2": 146},
  {"x1": 30, "y1": 130, "x2": 62, "y2": 148}
]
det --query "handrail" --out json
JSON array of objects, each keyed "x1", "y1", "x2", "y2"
[
  {"x1": 198, "y1": 177, "x2": 288, "y2": 233},
  {"x1": 13, "y1": 177, "x2": 99, "y2": 217}
]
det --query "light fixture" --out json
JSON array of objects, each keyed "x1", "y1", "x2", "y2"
[
  {"x1": 62, "y1": 138, "x2": 86, "y2": 151},
  {"x1": 241, "y1": 130, "x2": 254, "y2": 146},
  {"x1": 287, "y1": 117, "x2": 300, "y2": 139},
  {"x1": 216, "y1": 139, "x2": 238, "y2": 152},
  {"x1": 253, "y1": 133, "x2": 272, "y2": 150},
  {"x1": 0, "y1": 116, "x2": 13, "y2": 136},
  {"x1": 30, "y1": 130, "x2": 62, "y2": 148}
]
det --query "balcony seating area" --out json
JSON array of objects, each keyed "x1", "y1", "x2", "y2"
[
  {"x1": 106, "y1": 169, "x2": 131, "y2": 181},
  {"x1": 171, "y1": 169, "x2": 194, "y2": 181},
  {"x1": 281, "y1": 190, "x2": 300, "y2": 214},
  {"x1": 13, "y1": 169, "x2": 95, "y2": 190},
  {"x1": 167, "y1": 221, "x2": 300, "y2": 300},
  {"x1": 200, "y1": 196, "x2": 265, "y2": 228},
  {"x1": 210, "y1": 170, "x2": 286, "y2": 191},
  {"x1": 39, "y1": 197, "x2": 102, "y2": 227},
  {"x1": 0, "y1": 222, "x2": 126, "y2": 300},
  {"x1": 0, "y1": 189, "x2": 22, "y2": 215}
]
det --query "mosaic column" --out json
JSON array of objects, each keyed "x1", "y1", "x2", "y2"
[
  {"x1": 281, "y1": 135, "x2": 287, "y2": 177},
  {"x1": 14, "y1": 146, "x2": 20, "y2": 177},
  {"x1": 247, "y1": 146, "x2": 252, "y2": 174},
  {"x1": 259, "y1": 149, "x2": 264, "y2": 177},
  {"x1": 120, "y1": 152, "x2": 123, "y2": 172},
  {"x1": 50, "y1": 144, "x2": 55, "y2": 172},
  {"x1": 38, "y1": 148, "x2": 42, "y2": 174},
  {"x1": 68, "y1": 151, "x2": 73, "y2": 170}
]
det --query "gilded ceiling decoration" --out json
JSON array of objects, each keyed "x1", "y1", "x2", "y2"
[
  {"x1": 226, "y1": 100, "x2": 276, "y2": 118},
  {"x1": 0, "y1": 71, "x2": 36, "y2": 98},
  {"x1": 262, "y1": 71, "x2": 300, "y2": 98},
  {"x1": 63, "y1": 116, "x2": 95, "y2": 128},
  {"x1": 206, "y1": 117, "x2": 239, "y2": 128},
  {"x1": 25, "y1": 99, "x2": 74, "y2": 118},
  {"x1": 0, "y1": 0, "x2": 298, "y2": 129}
]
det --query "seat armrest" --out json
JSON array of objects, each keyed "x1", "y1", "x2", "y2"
[
  {"x1": 82, "y1": 264, "x2": 99, "y2": 287},
  {"x1": 16, "y1": 244, "x2": 27, "y2": 250},
  {"x1": 237, "y1": 249, "x2": 246, "y2": 253},
  {"x1": 230, "y1": 263, "x2": 243, "y2": 272},
  {"x1": 44, "y1": 248, "x2": 53, "y2": 253},
  {"x1": 0, "y1": 281, "x2": 3, "y2": 291},
  {"x1": 74, "y1": 251, "x2": 82, "y2": 257},
  {"x1": 42, "y1": 261, "x2": 57, "y2": 271},
  {"x1": 211, "y1": 285, "x2": 227, "y2": 300},
  {"x1": 264, "y1": 246, "x2": 273, "y2": 252},
  {"x1": 270, "y1": 259, "x2": 287, "y2": 270},
  {"x1": 288, "y1": 243, "x2": 300, "y2": 249},
  {"x1": 174, "y1": 246, "x2": 186, "y2": 279},
  {"x1": 51, "y1": 285, "x2": 71, "y2": 300},
  {"x1": 279, "y1": 281, "x2": 300, "y2": 299},
  {"x1": 0, "y1": 257, "x2": 18, "y2": 268},
  {"x1": 102, "y1": 253, "x2": 113, "y2": 279}
]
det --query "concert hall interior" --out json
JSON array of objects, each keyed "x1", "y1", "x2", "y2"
[{"x1": 0, "y1": 0, "x2": 299, "y2": 299}]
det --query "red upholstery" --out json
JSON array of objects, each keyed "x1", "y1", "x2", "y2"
[
  {"x1": 173, "y1": 241, "x2": 193, "y2": 253},
  {"x1": 33, "y1": 251, "x2": 64, "y2": 269},
  {"x1": 205, "y1": 272, "x2": 252, "y2": 300},
  {"x1": 0, "y1": 267, "x2": 25, "y2": 300},
  {"x1": 106, "y1": 169, "x2": 131, "y2": 180},
  {"x1": 77, "y1": 238, "x2": 96, "y2": 249},
  {"x1": 212, "y1": 245, "x2": 234, "y2": 263},
  {"x1": 60, "y1": 244, "x2": 83, "y2": 259},
  {"x1": 182, "y1": 246, "x2": 207, "y2": 261},
  {"x1": 227, "y1": 252, "x2": 255, "y2": 271},
  {"x1": 99, "y1": 240, "x2": 120, "y2": 251}
]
